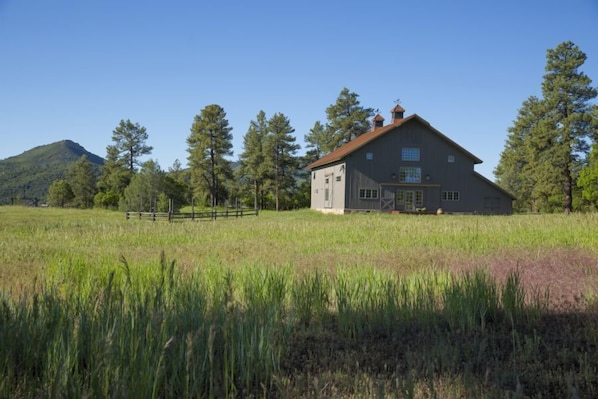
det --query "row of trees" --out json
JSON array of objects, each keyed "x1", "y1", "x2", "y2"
[
  {"x1": 46, "y1": 89, "x2": 375, "y2": 211},
  {"x1": 46, "y1": 41, "x2": 598, "y2": 214},
  {"x1": 495, "y1": 41, "x2": 598, "y2": 213}
]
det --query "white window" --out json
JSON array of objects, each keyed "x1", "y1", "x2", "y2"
[
  {"x1": 359, "y1": 188, "x2": 379, "y2": 199},
  {"x1": 399, "y1": 167, "x2": 421, "y2": 183},
  {"x1": 441, "y1": 191, "x2": 460, "y2": 201},
  {"x1": 335, "y1": 176, "x2": 341, "y2": 182},
  {"x1": 402, "y1": 148, "x2": 420, "y2": 161}
]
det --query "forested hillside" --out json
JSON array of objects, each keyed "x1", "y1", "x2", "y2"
[{"x1": 0, "y1": 140, "x2": 103, "y2": 205}]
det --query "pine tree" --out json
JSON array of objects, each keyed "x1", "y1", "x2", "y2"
[
  {"x1": 186, "y1": 104, "x2": 233, "y2": 207},
  {"x1": 324, "y1": 88, "x2": 374, "y2": 151},
  {"x1": 265, "y1": 112, "x2": 300, "y2": 211},
  {"x1": 66, "y1": 155, "x2": 97, "y2": 208},
  {"x1": 238, "y1": 110, "x2": 270, "y2": 210},
  {"x1": 495, "y1": 41, "x2": 597, "y2": 213},
  {"x1": 111, "y1": 119, "x2": 153, "y2": 173},
  {"x1": 495, "y1": 97, "x2": 544, "y2": 212},
  {"x1": 578, "y1": 143, "x2": 598, "y2": 209},
  {"x1": 47, "y1": 179, "x2": 73, "y2": 208},
  {"x1": 123, "y1": 159, "x2": 164, "y2": 212},
  {"x1": 95, "y1": 145, "x2": 131, "y2": 209},
  {"x1": 540, "y1": 41, "x2": 597, "y2": 213},
  {"x1": 304, "y1": 120, "x2": 333, "y2": 162}
]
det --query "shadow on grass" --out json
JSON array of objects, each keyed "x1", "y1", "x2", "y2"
[{"x1": 282, "y1": 306, "x2": 598, "y2": 398}]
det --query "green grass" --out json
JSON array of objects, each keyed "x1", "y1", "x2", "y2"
[{"x1": 1, "y1": 206, "x2": 598, "y2": 397}]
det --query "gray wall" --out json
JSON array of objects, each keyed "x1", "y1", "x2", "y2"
[{"x1": 312, "y1": 119, "x2": 511, "y2": 214}]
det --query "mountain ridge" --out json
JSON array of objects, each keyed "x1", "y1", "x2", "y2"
[{"x1": 0, "y1": 140, "x2": 104, "y2": 205}]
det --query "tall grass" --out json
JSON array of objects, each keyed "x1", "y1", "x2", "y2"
[
  {"x1": 1, "y1": 207, "x2": 597, "y2": 397},
  {"x1": 0, "y1": 251, "x2": 565, "y2": 397}
]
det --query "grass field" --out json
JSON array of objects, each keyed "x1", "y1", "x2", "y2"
[{"x1": 1, "y1": 206, "x2": 597, "y2": 398}]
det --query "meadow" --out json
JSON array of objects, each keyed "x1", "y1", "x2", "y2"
[{"x1": 0, "y1": 206, "x2": 597, "y2": 398}]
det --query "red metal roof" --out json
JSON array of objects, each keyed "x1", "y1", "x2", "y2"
[{"x1": 306, "y1": 113, "x2": 483, "y2": 170}]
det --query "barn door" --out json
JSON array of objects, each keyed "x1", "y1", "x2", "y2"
[{"x1": 380, "y1": 186, "x2": 395, "y2": 211}]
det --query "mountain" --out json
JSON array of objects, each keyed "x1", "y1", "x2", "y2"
[{"x1": 0, "y1": 140, "x2": 104, "y2": 205}]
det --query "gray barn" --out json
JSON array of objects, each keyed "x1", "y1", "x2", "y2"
[{"x1": 307, "y1": 105, "x2": 514, "y2": 215}]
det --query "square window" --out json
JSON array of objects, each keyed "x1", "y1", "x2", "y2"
[
  {"x1": 399, "y1": 167, "x2": 421, "y2": 183},
  {"x1": 402, "y1": 148, "x2": 420, "y2": 161},
  {"x1": 448, "y1": 155, "x2": 455, "y2": 163},
  {"x1": 366, "y1": 152, "x2": 373, "y2": 160},
  {"x1": 335, "y1": 176, "x2": 341, "y2": 182}
]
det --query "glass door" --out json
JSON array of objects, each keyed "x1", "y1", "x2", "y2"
[{"x1": 404, "y1": 191, "x2": 415, "y2": 211}]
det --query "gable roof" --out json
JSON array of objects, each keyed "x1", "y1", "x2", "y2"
[
  {"x1": 306, "y1": 114, "x2": 483, "y2": 170},
  {"x1": 473, "y1": 171, "x2": 517, "y2": 200}
]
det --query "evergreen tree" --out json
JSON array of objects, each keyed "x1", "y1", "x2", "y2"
[
  {"x1": 47, "y1": 179, "x2": 73, "y2": 208},
  {"x1": 111, "y1": 119, "x2": 153, "y2": 173},
  {"x1": 186, "y1": 104, "x2": 233, "y2": 207},
  {"x1": 324, "y1": 88, "x2": 374, "y2": 152},
  {"x1": 304, "y1": 120, "x2": 332, "y2": 162},
  {"x1": 95, "y1": 145, "x2": 131, "y2": 209},
  {"x1": 167, "y1": 159, "x2": 191, "y2": 205},
  {"x1": 495, "y1": 97, "x2": 543, "y2": 212},
  {"x1": 495, "y1": 41, "x2": 597, "y2": 213},
  {"x1": 540, "y1": 41, "x2": 597, "y2": 213},
  {"x1": 265, "y1": 112, "x2": 300, "y2": 211},
  {"x1": 66, "y1": 155, "x2": 97, "y2": 208},
  {"x1": 578, "y1": 143, "x2": 598, "y2": 209},
  {"x1": 238, "y1": 110, "x2": 270, "y2": 210},
  {"x1": 123, "y1": 160, "x2": 164, "y2": 212}
]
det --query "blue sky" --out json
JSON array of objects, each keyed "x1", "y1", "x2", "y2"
[{"x1": 1, "y1": 0, "x2": 597, "y2": 180}]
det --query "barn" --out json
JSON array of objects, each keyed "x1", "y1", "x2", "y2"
[{"x1": 307, "y1": 105, "x2": 514, "y2": 215}]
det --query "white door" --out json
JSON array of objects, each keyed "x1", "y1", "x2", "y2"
[{"x1": 324, "y1": 176, "x2": 332, "y2": 208}]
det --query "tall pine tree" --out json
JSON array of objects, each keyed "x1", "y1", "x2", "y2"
[
  {"x1": 324, "y1": 88, "x2": 374, "y2": 152},
  {"x1": 541, "y1": 41, "x2": 597, "y2": 213},
  {"x1": 495, "y1": 97, "x2": 544, "y2": 212},
  {"x1": 265, "y1": 112, "x2": 300, "y2": 211},
  {"x1": 111, "y1": 119, "x2": 153, "y2": 173},
  {"x1": 186, "y1": 104, "x2": 233, "y2": 207},
  {"x1": 495, "y1": 41, "x2": 597, "y2": 213},
  {"x1": 238, "y1": 110, "x2": 270, "y2": 210}
]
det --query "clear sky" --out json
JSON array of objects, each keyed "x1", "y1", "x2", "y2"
[{"x1": 1, "y1": 0, "x2": 597, "y2": 180}]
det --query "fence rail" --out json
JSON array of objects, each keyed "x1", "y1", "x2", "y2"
[{"x1": 126, "y1": 208, "x2": 258, "y2": 222}]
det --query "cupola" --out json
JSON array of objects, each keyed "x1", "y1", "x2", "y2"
[
  {"x1": 391, "y1": 104, "x2": 405, "y2": 123},
  {"x1": 371, "y1": 113, "x2": 385, "y2": 130}
]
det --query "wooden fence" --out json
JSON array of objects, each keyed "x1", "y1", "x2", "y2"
[{"x1": 126, "y1": 207, "x2": 258, "y2": 222}]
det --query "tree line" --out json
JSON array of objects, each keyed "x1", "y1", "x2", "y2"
[
  {"x1": 45, "y1": 41, "x2": 598, "y2": 214},
  {"x1": 46, "y1": 88, "x2": 374, "y2": 211}
]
